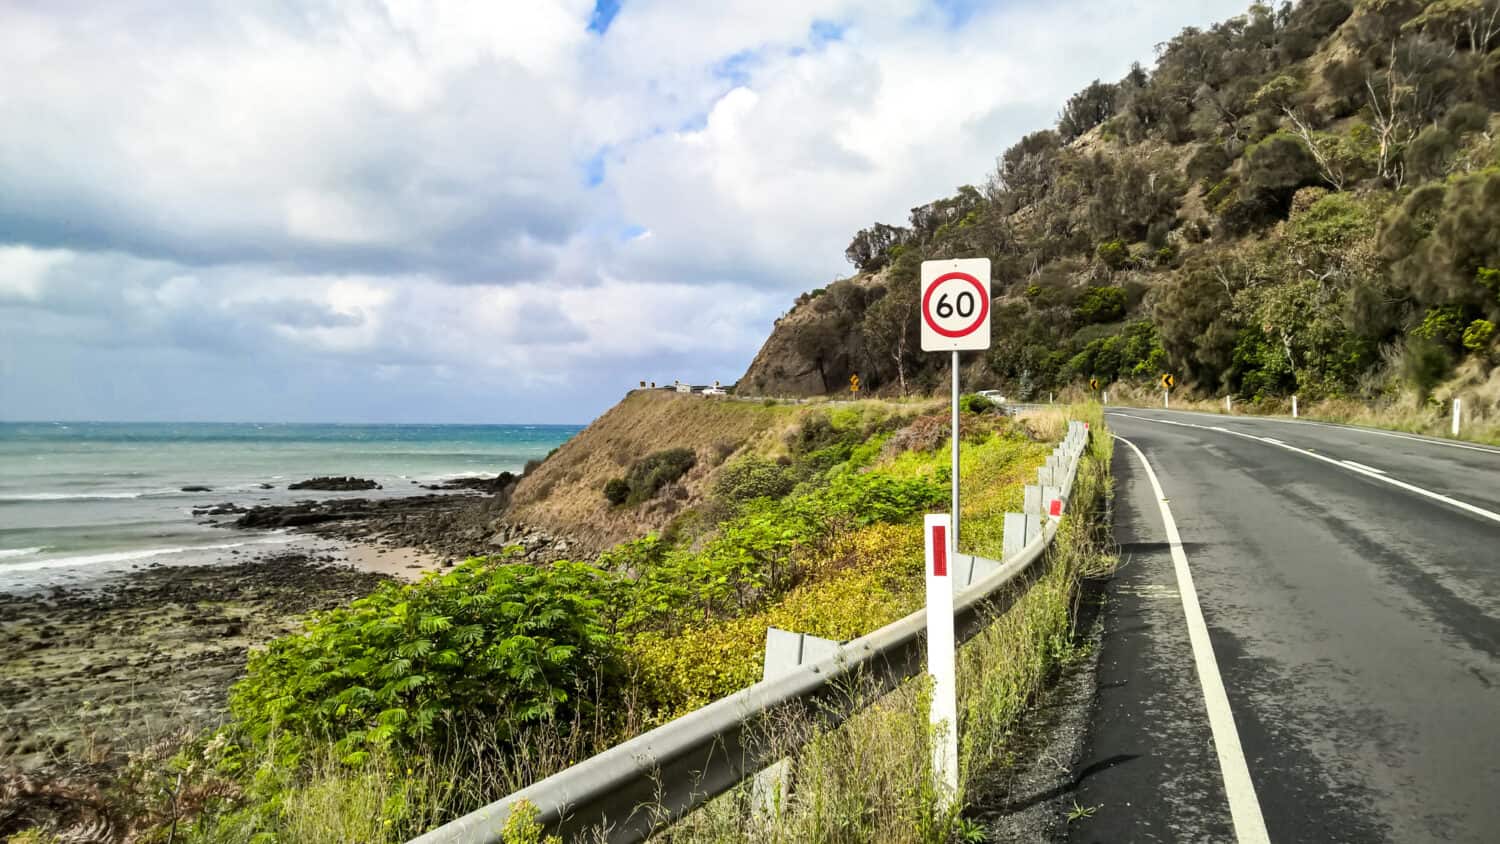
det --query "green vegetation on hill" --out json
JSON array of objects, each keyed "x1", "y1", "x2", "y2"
[
  {"x1": 149, "y1": 397, "x2": 1065, "y2": 841},
  {"x1": 743, "y1": 0, "x2": 1500, "y2": 409}
]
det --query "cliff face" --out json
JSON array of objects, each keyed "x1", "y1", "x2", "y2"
[{"x1": 739, "y1": 269, "x2": 892, "y2": 397}]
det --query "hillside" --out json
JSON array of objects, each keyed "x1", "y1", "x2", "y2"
[
  {"x1": 504, "y1": 390, "x2": 941, "y2": 553},
  {"x1": 740, "y1": 0, "x2": 1500, "y2": 412}
]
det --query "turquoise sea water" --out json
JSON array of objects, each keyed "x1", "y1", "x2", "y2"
[{"x1": 0, "y1": 422, "x2": 581, "y2": 587}]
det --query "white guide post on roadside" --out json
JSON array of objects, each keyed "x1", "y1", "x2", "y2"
[
  {"x1": 1292, "y1": 395, "x2": 1299, "y2": 418},
  {"x1": 1453, "y1": 398, "x2": 1462, "y2": 436},
  {"x1": 920, "y1": 258, "x2": 991, "y2": 556},
  {"x1": 923, "y1": 514, "x2": 958, "y2": 802}
]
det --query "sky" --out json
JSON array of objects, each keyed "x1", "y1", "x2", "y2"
[{"x1": 0, "y1": 0, "x2": 1250, "y2": 424}]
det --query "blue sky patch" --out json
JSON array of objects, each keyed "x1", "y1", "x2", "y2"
[
  {"x1": 809, "y1": 19, "x2": 846, "y2": 46},
  {"x1": 932, "y1": 0, "x2": 986, "y2": 29},
  {"x1": 588, "y1": 0, "x2": 622, "y2": 35},
  {"x1": 713, "y1": 49, "x2": 761, "y2": 86},
  {"x1": 582, "y1": 148, "x2": 608, "y2": 187}
]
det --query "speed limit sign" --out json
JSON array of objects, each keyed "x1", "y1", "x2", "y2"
[{"x1": 920, "y1": 258, "x2": 991, "y2": 352}]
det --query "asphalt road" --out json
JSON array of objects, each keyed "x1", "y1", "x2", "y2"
[{"x1": 1067, "y1": 409, "x2": 1500, "y2": 843}]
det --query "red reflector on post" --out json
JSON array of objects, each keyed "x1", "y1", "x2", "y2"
[
  {"x1": 1048, "y1": 499, "x2": 1063, "y2": 517},
  {"x1": 931, "y1": 525, "x2": 947, "y2": 577}
]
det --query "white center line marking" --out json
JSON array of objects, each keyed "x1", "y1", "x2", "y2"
[
  {"x1": 1340, "y1": 459, "x2": 1386, "y2": 475},
  {"x1": 1114, "y1": 434, "x2": 1270, "y2": 844},
  {"x1": 1111, "y1": 412, "x2": 1500, "y2": 525}
]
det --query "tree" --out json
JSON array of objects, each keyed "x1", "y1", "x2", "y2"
[
  {"x1": 1384, "y1": 171, "x2": 1500, "y2": 316},
  {"x1": 1403, "y1": 0, "x2": 1500, "y2": 52},
  {"x1": 1058, "y1": 80, "x2": 1118, "y2": 141},
  {"x1": 993, "y1": 130, "x2": 1062, "y2": 208},
  {"x1": 845, "y1": 223, "x2": 909, "y2": 272}
]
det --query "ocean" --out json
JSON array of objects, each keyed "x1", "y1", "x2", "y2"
[{"x1": 0, "y1": 421, "x2": 581, "y2": 589}]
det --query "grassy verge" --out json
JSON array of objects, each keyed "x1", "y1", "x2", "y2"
[{"x1": 660, "y1": 406, "x2": 1114, "y2": 843}]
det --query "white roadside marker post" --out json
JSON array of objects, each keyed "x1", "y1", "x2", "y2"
[
  {"x1": 1225, "y1": 395, "x2": 1232, "y2": 413},
  {"x1": 924, "y1": 514, "x2": 958, "y2": 804},
  {"x1": 1292, "y1": 395, "x2": 1298, "y2": 418},
  {"x1": 1164, "y1": 388, "x2": 1169, "y2": 409},
  {"x1": 1453, "y1": 397, "x2": 1462, "y2": 436}
]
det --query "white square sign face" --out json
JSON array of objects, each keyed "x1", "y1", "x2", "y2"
[{"x1": 920, "y1": 258, "x2": 991, "y2": 352}]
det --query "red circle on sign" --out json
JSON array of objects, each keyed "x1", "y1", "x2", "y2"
[{"x1": 922, "y1": 272, "x2": 990, "y2": 338}]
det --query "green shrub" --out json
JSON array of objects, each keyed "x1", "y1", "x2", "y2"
[
  {"x1": 603, "y1": 477, "x2": 630, "y2": 505},
  {"x1": 1464, "y1": 319, "x2": 1495, "y2": 353},
  {"x1": 230, "y1": 558, "x2": 619, "y2": 762},
  {"x1": 713, "y1": 454, "x2": 796, "y2": 506},
  {"x1": 621, "y1": 448, "x2": 697, "y2": 505},
  {"x1": 958, "y1": 394, "x2": 993, "y2": 414},
  {"x1": 1095, "y1": 239, "x2": 1130, "y2": 270},
  {"x1": 1413, "y1": 305, "x2": 1471, "y2": 349},
  {"x1": 1075, "y1": 286, "x2": 1127, "y2": 324}
]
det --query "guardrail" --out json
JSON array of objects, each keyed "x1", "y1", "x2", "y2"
[{"x1": 411, "y1": 420, "x2": 1094, "y2": 844}]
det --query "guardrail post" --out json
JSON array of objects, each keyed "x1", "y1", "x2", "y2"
[
  {"x1": 1452, "y1": 398, "x2": 1462, "y2": 436},
  {"x1": 950, "y1": 552, "x2": 1002, "y2": 596},
  {"x1": 753, "y1": 628, "x2": 841, "y2": 822},
  {"x1": 1023, "y1": 484, "x2": 1042, "y2": 515},
  {"x1": 1003, "y1": 512, "x2": 1027, "y2": 558}
]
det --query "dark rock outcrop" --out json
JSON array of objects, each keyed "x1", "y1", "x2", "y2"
[{"x1": 288, "y1": 476, "x2": 380, "y2": 491}]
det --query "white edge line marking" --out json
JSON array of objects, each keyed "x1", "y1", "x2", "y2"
[
  {"x1": 1112, "y1": 412, "x2": 1500, "y2": 525},
  {"x1": 1340, "y1": 460, "x2": 1386, "y2": 475},
  {"x1": 1107, "y1": 407, "x2": 1500, "y2": 455},
  {"x1": 1114, "y1": 434, "x2": 1271, "y2": 844}
]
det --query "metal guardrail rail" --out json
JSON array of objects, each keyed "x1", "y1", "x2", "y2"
[{"x1": 411, "y1": 420, "x2": 1093, "y2": 844}]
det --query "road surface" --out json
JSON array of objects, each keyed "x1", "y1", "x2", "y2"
[{"x1": 1068, "y1": 409, "x2": 1500, "y2": 843}]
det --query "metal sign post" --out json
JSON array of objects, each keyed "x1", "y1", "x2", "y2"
[{"x1": 919, "y1": 258, "x2": 989, "y2": 805}]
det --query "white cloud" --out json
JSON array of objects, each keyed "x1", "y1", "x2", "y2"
[
  {"x1": 0, "y1": 246, "x2": 72, "y2": 302},
  {"x1": 0, "y1": 0, "x2": 1255, "y2": 422}
]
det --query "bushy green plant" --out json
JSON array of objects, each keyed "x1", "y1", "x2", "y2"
[
  {"x1": 619, "y1": 447, "x2": 697, "y2": 505},
  {"x1": 603, "y1": 477, "x2": 630, "y2": 505},
  {"x1": 1095, "y1": 239, "x2": 1130, "y2": 270},
  {"x1": 1464, "y1": 319, "x2": 1496, "y2": 352},
  {"x1": 958, "y1": 394, "x2": 994, "y2": 414},
  {"x1": 713, "y1": 454, "x2": 795, "y2": 506},
  {"x1": 230, "y1": 558, "x2": 620, "y2": 762},
  {"x1": 1075, "y1": 285, "x2": 1127, "y2": 324}
]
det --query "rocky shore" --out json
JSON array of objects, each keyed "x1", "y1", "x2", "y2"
[
  {"x1": 0, "y1": 470, "x2": 584, "y2": 841},
  {"x1": 206, "y1": 471, "x2": 574, "y2": 565},
  {"x1": 0, "y1": 552, "x2": 387, "y2": 771}
]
